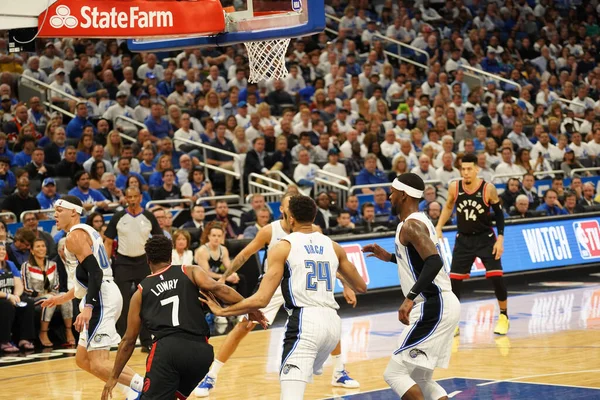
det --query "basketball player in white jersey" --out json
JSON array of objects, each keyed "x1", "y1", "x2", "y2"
[
  {"x1": 195, "y1": 193, "x2": 360, "y2": 397},
  {"x1": 41, "y1": 196, "x2": 144, "y2": 400},
  {"x1": 365, "y1": 174, "x2": 460, "y2": 400},
  {"x1": 201, "y1": 195, "x2": 367, "y2": 400}
]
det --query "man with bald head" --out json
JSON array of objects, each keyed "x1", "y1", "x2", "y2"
[
  {"x1": 3, "y1": 104, "x2": 33, "y2": 137},
  {"x1": 411, "y1": 154, "x2": 438, "y2": 182}
]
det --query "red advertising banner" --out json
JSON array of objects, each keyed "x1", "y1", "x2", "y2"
[{"x1": 38, "y1": 0, "x2": 225, "y2": 38}]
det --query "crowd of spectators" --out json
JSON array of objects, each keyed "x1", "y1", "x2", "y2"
[{"x1": 2, "y1": 0, "x2": 600, "y2": 347}]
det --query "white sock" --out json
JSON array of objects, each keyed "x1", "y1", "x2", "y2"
[
  {"x1": 130, "y1": 373, "x2": 144, "y2": 392},
  {"x1": 207, "y1": 359, "x2": 225, "y2": 378},
  {"x1": 332, "y1": 355, "x2": 344, "y2": 373}
]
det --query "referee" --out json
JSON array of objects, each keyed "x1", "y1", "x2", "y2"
[{"x1": 104, "y1": 187, "x2": 163, "y2": 351}]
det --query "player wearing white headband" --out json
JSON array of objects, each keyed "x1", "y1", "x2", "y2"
[
  {"x1": 363, "y1": 173, "x2": 459, "y2": 399},
  {"x1": 41, "y1": 196, "x2": 144, "y2": 399}
]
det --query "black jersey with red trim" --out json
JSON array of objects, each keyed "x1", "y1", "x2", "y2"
[
  {"x1": 455, "y1": 179, "x2": 492, "y2": 234},
  {"x1": 139, "y1": 265, "x2": 210, "y2": 342}
]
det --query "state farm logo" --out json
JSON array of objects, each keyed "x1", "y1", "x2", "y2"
[
  {"x1": 573, "y1": 220, "x2": 600, "y2": 259},
  {"x1": 48, "y1": 5, "x2": 173, "y2": 30},
  {"x1": 50, "y1": 5, "x2": 78, "y2": 29},
  {"x1": 342, "y1": 244, "x2": 370, "y2": 285}
]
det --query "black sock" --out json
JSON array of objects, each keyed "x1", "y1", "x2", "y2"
[{"x1": 500, "y1": 308, "x2": 508, "y2": 318}]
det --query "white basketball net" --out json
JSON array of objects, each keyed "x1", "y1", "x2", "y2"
[{"x1": 244, "y1": 38, "x2": 291, "y2": 83}]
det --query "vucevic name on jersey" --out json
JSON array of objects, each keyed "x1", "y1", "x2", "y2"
[{"x1": 455, "y1": 180, "x2": 493, "y2": 234}]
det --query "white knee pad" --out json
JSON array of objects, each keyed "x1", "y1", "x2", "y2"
[
  {"x1": 411, "y1": 368, "x2": 448, "y2": 400},
  {"x1": 383, "y1": 358, "x2": 417, "y2": 398}
]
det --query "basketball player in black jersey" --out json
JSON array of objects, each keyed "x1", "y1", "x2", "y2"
[
  {"x1": 102, "y1": 236, "x2": 266, "y2": 400},
  {"x1": 435, "y1": 153, "x2": 509, "y2": 336}
]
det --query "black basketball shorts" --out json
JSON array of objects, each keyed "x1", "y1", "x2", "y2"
[
  {"x1": 449, "y1": 230, "x2": 503, "y2": 280},
  {"x1": 141, "y1": 335, "x2": 214, "y2": 400}
]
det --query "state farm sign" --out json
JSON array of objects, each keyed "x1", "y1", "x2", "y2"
[{"x1": 39, "y1": 0, "x2": 225, "y2": 38}]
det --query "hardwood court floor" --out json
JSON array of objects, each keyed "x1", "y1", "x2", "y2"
[{"x1": 1, "y1": 285, "x2": 600, "y2": 399}]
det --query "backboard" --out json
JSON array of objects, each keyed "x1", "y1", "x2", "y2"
[{"x1": 126, "y1": 0, "x2": 325, "y2": 52}]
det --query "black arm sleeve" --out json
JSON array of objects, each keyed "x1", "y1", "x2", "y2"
[
  {"x1": 80, "y1": 254, "x2": 103, "y2": 309},
  {"x1": 491, "y1": 202, "x2": 505, "y2": 236},
  {"x1": 390, "y1": 254, "x2": 397, "y2": 264},
  {"x1": 406, "y1": 254, "x2": 444, "y2": 301}
]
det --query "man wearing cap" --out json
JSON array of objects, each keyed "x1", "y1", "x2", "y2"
[
  {"x1": 49, "y1": 68, "x2": 76, "y2": 111},
  {"x1": 393, "y1": 114, "x2": 411, "y2": 139},
  {"x1": 234, "y1": 101, "x2": 250, "y2": 128},
  {"x1": 37, "y1": 178, "x2": 61, "y2": 209},
  {"x1": 167, "y1": 79, "x2": 194, "y2": 109},
  {"x1": 66, "y1": 102, "x2": 95, "y2": 140},
  {"x1": 78, "y1": 67, "x2": 106, "y2": 100},
  {"x1": 103, "y1": 91, "x2": 137, "y2": 135},
  {"x1": 481, "y1": 47, "x2": 501, "y2": 74}
]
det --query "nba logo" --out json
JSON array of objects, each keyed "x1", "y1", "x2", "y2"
[
  {"x1": 342, "y1": 244, "x2": 370, "y2": 285},
  {"x1": 291, "y1": 0, "x2": 302, "y2": 12},
  {"x1": 573, "y1": 220, "x2": 600, "y2": 259}
]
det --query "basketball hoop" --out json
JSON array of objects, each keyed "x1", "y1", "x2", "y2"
[{"x1": 244, "y1": 38, "x2": 291, "y2": 83}]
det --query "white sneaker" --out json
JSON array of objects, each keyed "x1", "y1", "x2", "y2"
[
  {"x1": 214, "y1": 316, "x2": 228, "y2": 324},
  {"x1": 126, "y1": 388, "x2": 141, "y2": 400},
  {"x1": 331, "y1": 370, "x2": 360, "y2": 388},
  {"x1": 194, "y1": 376, "x2": 216, "y2": 397}
]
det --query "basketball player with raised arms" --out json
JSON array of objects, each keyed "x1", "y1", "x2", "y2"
[
  {"x1": 369, "y1": 174, "x2": 460, "y2": 400},
  {"x1": 101, "y1": 235, "x2": 266, "y2": 400},
  {"x1": 195, "y1": 192, "x2": 361, "y2": 397},
  {"x1": 201, "y1": 195, "x2": 367, "y2": 400},
  {"x1": 40, "y1": 196, "x2": 144, "y2": 399},
  {"x1": 435, "y1": 153, "x2": 509, "y2": 336}
]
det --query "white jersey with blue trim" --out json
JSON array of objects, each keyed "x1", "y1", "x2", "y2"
[
  {"x1": 263, "y1": 220, "x2": 288, "y2": 273},
  {"x1": 394, "y1": 212, "x2": 452, "y2": 303},
  {"x1": 280, "y1": 231, "x2": 339, "y2": 310},
  {"x1": 65, "y1": 223, "x2": 114, "y2": 299}
]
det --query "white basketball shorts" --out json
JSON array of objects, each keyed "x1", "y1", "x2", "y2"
[{"x1": 78, "y1": 279, "x2": 123, "y2": 351}]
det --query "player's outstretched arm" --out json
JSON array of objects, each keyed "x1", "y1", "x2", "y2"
[
  {"x1": 102, "y1": 291, "x2": 142, "y2": 400},
  {"x1": 201, "y1": 240, "x2": 289, "y2": 316},
  {"x1": 334, "y1": 242, "x2": 367, "y2": 294},
  {"x1": 220, "y1": 224, "x2": 272, "y2": 282},
  {"x1": 185, "y1": 265, "x2": 244, "y2": 304},
  {"x1": 436, "y1": 180, "x2": 457, "y2": 237}
]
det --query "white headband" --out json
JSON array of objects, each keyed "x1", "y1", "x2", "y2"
[
  {"x1": 392, "y1": 179, "x2": 424, "y2": 199},
  {"x1": 55, "y1": 199, "x2": 83, "y2": 215}
]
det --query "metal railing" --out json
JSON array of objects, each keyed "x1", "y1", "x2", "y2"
[
  {"x1": 145, "y1": 199, "x2": 193, "y2": 209},
  {"x1": 115, "y1": 114, "x2": 147, "y2": 132},
  {"x1": 314, "y1": 170, "x2": 352, "y2": 205},
  {"x1": 20, "y1": 74, "x2": 81, "y2": 122},
  {"x1": 248, "y1": 173, "x2": 287, "y2": 203},
  {"x1": 20, "y1": 208, "x2": 55, "y2": 222},
  {"x1": 491, "y1": 172, "x2": 525, "y2": 182},
  {"x1": 0, "y1": 212, "x2": 17, "y2": 222},
  {"x1": 533, "y1": 170, "x2": 565, "y2": 178},
  {"x1": 458, "y1": 65, "x2": 521, "y2": 92},
  {"x1": 571, "y1": 167, "x2": 600, "y2": 177},
  {"x1": 175, "y1": 137, "x2": 244, "y2": 203},
  {"x1": 265, "y1": 170, "x2": 295, "y2": 186}
]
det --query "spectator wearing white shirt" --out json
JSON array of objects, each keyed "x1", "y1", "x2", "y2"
[
  {"x1": 49, "y1": 68, "x2": 76, "y2": 110},
  {"x1": 339, "y1": 130, "x2": 367, "y2": 159},
  {"x1": 102, "y1": 91, "x2": 137, "y2": 134},
  {"x1": 174, "y1": 113, "x2": 201, "y2": 152},
  {"x1": 421, "y1": 72, "x2": 440, "y2": 98},
  {"x1": 245, "y1": 113, "x2": 262, "y2": 144},
  {"x1": 133, "y1": 94, "x2": 151, "y2": 123},
  {"x1": 436, "y1": 152, "x2": 460, "y2": 186},
  {"x1": 381, "y1": 130, "x2": 401, "y2": 159},
  {"x1": 569, "y1": 86, "x2": 595, "y2": 118},
  {"x1": 397, "y1": 139, "x2": 419, "y2": 171},
  {"x1": 322, "y1": 149, "x2": 347, "y2": 179},
  {"x1": 530, "y1": 132, "x2": 563, "y2": 163},
  {"x1": 587, "y1": 128, "x2": 600, "y2": 157},
  {"x1": 235, "y1": 102, "x2": 251, "y2": 128},
  {"x1": 206, "y1": 66, "x2": 228, "y2": 100},
  {"x1": 184, "y1": 69, "x2": 202, "y2": 96},
  {"x1": 118, "y1": 67, "x2": 136, "y2": 96},
  {"x1": 23, "y1": 56, "x2": 49, "y2": 83},
  {"x1": 477, "y1": 153, "x2": 494, "y2": 182},
  {"x1": 494, "y1": 146, "x2": 524, "y2": 183},
  {"x1": 293, "y1": 149, "x2": 321, "y2": 193},
  {"x1": 228, "y1": 68, "x2": 247, "y2": 90},
  {"x1": 284, "y1": 65, "x2": 306, "y2": 96},
  {"x1": 411, "y1": 154, "x2": 438, "y2": 182},
  {"x1": 293, "y1": 109, "x2": 312, "y2": 136},
  {"x1": 136, "y1": 53, "x2": 165, "y2": 80},
  {"x1": 445, "y1": 48, "x2": 468, "y2": 75},
  {"x1": 167, "y1": 79, "x2": 194, "y2": 109},
  {"x1": 386, "y1": 74, "x2": 408, "y2": 103},
  {"x1": 568, "y1": 132, "x2": 593, "y2": 159}
]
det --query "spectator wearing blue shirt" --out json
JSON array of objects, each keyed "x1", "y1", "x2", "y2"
[
  {"x1": 480, "y1": 48, "x2": 501, "y2": 74},
  {"x1": 36, "y1": 178, "x2": 61, "y2": 209},
  {"x1": 13, "y1": 136, "x2": 36, "y2": 168},
  {"x1": 373, "y1": 187, "x2": 392, "y2": 215},
  {"x1": 149, "y1": 154, "x2": 179, "y2": 188},
  {"x1": 536, "y1": 189, "x2": 568, "y2": 216},
  {"x1": 344, "y1": 195, "x2": 362, "y2": 224},
  {"x1": 355, "y1": 154, "x2": 389, "y2": 194},
  {"x1": 68, "y1": 170, "x2": 110, "y2": 213},
  {"x1": 144, "y1": 104, "x2": 173, "y2": 140},
  {"x1": 66, "y1": 102, "x2": 94, "y2": 140},
  {"x1": 114, "y1": 157, "x2": 148, "y2": 190},
  {"x1": 0, "y1": 133, "x2": 15, "y2": 166},
  {"x1": 0, "y1": 157, "x2": 16, "y2": 194},
  {"x1": 157, "y1": 70, "x2": 175, "y2": 97},
  {"x1": 139, "y1": 147, "x2": 156, "y2": 174}
]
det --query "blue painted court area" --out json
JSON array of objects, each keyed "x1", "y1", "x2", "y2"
[{"x1": 324, "y1": 378, "x2": 600, "y2": 399}]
